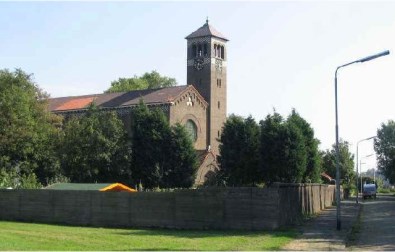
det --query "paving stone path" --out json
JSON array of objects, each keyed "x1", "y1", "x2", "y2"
[
  {"x1": 349, "y1": 194, "x2": 395, "y2": 251},
  {"x1": 281, "y1": 199, "x2": 359, "y2": 251}
]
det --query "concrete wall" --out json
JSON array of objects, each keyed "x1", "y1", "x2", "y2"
[
  {"x1": 0, "y1": 184, "x2": 337, "y2": 230},
  {"x1": 276, "y1": 183, "x2": 336, "y2": 226}
]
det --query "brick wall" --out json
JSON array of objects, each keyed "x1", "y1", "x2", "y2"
[
  {"x1": 169, "y1": 87, "x2": 208, "y2": 151},
  {"x1": 0, "y1": 184, "x2": 337, "y2": 230}
]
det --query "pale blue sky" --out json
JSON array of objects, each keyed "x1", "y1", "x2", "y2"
[{"x1": 2, "y1": 1, "x2": 395, "y2": 171}]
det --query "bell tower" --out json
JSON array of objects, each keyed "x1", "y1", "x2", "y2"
[{"x1": 185, "y1": 19, "x2": 228, "y2": 155}]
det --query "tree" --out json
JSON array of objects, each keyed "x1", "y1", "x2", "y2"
[
  {"x1": 374, "y1": 120, "x2": 395, "y2": 183},
  {"x1": 106, "y1": 71, "x2": 177, "y2": 93},
  {"x1": 60, "y1": 105, "x2": 131, "y2": 184},
  {"x1": 0, "y1": 168, "x2": 41, "y2": 189},
  {"x1": 131, "y1": 101, "x2": 198, "y2": 189},
  {"x1": 321, "y1": 140, "x2": 355, "y2": 185},
  {"x1": 287, "y1": 109, "x2": 321, "y2": 183},
  {"x1": 162, "y1": 123, "x2": 198, "y2": 188},
  {"x1": 0, "y1": 68, "x2": 61, "y2": 186},
  {"x1": 218, "y1": 115, "x2": 261, "y2": 186},
  {"x1": 131, "y1": 102, "x2": 171, "y2": 188},
  {"x1": 260, "y1": 112, "x2": 307, "y2": 184}
]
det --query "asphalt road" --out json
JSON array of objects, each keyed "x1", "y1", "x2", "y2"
[{"x1": 350, "y1": 194, "x2": 395, "y2": 251}]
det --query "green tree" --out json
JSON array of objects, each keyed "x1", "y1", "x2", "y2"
[
  {"x1": 260, "y1": 112, "x2": 307, "y2": 184},
  {"x1": 0, "y1": 168, "x2": 42, "y2": 189},
  {"x1": 60, "y1": 105, "x2": 131, "y2": 184},
  {"x1": 321, "y1": 140, "x2": 355, "y2": 185},
  {"x1": 131, "y1": 102, "x2": 198, "y2": 189},
  {"x1": 162, "y1": 123, "x2": 198, "y2": 188},
  {"x1": 106, "y1": 71, "x2": 177, "y2": 93},
  {"x1": 374, "y1": 120, "x2": 395, "y2": 183},
  {"x1": 0, "y1": 68, "x2": 61, "y2": 186},
  {"x1": 287, "y1": 109, "x2": 321, "y2": 183},
  {"x1": 131, "y1": 102, "x2": 171, "y2": 188},
  {"x1": 218, "y1": 115, "x2": 261, "y2": 186}
]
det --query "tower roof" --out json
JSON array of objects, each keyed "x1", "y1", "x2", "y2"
[{"x1": 185, "y1": 19, "x2": 228, "y2": 41}]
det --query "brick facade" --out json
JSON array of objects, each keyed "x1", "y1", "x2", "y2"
[
  {"x1": 169, "y1": 87, "x2": 208, "y2": 150},
  {"x1": 186, "y1": 23, "x2": 228, "y2": 155}
]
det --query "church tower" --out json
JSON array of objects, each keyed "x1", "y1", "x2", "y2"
[{"x1": 185, "y1": 19, "x2": 228, "y2": 155}]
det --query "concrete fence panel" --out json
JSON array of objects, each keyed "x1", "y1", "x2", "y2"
[{"x1": 0, "y1": 184, "x2": 338, "y2": 230}]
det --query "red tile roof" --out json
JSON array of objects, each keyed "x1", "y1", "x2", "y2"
[
  {"x1": 55, "y1": 97, "x2": 95, "y2": 111},
  {"x1": 48, "y1": 85, "x2": 203, "y2": 112}
]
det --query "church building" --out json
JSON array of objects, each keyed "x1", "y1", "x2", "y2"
[{"x1": 48, "y1": 20, "x2": 228, "y2": 185}]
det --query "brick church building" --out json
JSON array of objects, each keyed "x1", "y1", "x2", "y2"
[{"x1": 48, "y1": 20, "x2": 228, "y2": 185}]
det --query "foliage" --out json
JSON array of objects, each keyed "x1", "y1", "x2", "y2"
[
  {"x1": 106, "y1": 71, "x2": 177, "y2": 93},
  {"x1": 60, "y1": 105, "x2": 131, "y2": 184},
  {"x1": 0, "y1": 168, "x2": 41, "y2": 189},
  {"x1": 377, "y1": 187, "x2": 395, "y2": 193},
  {"x1": 0, "y1": 221, "x2": 297, "y2": 251},
  {"x1": 131, "y1": 101, "x2": 198, "y2": 189},
  {"x1": 130, "y1": 102, "x2": 170, "y2": 188},
  {"x1": 161, "y1": 123, "x2": 198, "y2": 188},
  {"x1": 321, "y1": 140, "x2": 355, "y2": 185},
  {"x1": 218, "y1": 109, "x2": 321, "y2": 186},
  {"x1": 374, "y1": 120, "x2": 395, "y2": 183},
  {"x1": 260, "y1": 111, "x2": 307, "y2": 184},
  {"x1": 0, "y1": 68, "x2": 62, "y2": 185},
  {"x1": 218, "y1": 115, "x2": 261, "y2": 186},
  {"x1": 287, "y1": 109, "x2": 321, "y2": 183}
]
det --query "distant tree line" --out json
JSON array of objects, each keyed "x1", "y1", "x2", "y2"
[{"x1": 105, "y1": 70, "x2": 177, "y2": 93}]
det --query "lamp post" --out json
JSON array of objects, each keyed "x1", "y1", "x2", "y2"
[
  {"x1": 356, "y1": 136, "x2": 376, "y2": 203},
  {"x1": 334, "y1": 50, "x2": 389, "y2": 230}
]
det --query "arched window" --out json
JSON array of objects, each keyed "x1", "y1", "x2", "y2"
[
  {"x1": 221, "y1": 46, "x2": 225, "y2": 59},
  {"x1": 214, "y1": 44, "x2": 217, "y2": 57},
  {"x1": 192, "y1": 44, "x2": 197, "y2": 58},
  {"x1": 185, "y1": 120, "x2": 198, "y2": 142},
  {"x1": 217, "y1": 45, "x2": 221, "y2": 58},
  {"x1": 218, "y1": 101, "x2": 220, "y2": 109},
  {"x1": 203, "y1": 43, "x2": 208, "y2": 56}
]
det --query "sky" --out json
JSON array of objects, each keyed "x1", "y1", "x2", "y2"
[{"x1": 1, "y1": 1, "x2": 395, "y2": 172}]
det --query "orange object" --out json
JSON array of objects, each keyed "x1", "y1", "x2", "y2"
[{"x1": 99, "y1": 183, "x2": 137, "y2": 192}]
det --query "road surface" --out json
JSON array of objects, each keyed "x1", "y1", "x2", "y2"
[{"x1": 350, "y1": 194, "x2": 395, "y2": 251}]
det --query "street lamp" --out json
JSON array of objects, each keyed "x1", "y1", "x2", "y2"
[
  {"x1": 334, "y1": 50, "x2": 389, "y2": 230},
  {"x1": 356, "y1": 136, "x2": 376, "y2": 204}
]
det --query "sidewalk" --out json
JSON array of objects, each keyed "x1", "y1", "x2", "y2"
[{"x1": 281, "y1": 199, "x2": 360, "y2": 251}]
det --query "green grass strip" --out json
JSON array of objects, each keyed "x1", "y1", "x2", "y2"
[{"x1": 0, "y1": 221, "x2": 297, "y2": 251}]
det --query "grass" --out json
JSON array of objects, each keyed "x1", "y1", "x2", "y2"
[
  {"x1": 377, "y1": 187, "x2": 395, "y2": 194},
  {"x1": 346, "y1": 204, "x2": 363, "y2": 247},
  {"x1": 0, "y1": 221, "x2": 297, "y2": 251}
]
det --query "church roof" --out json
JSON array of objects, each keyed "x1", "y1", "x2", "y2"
[
  {"x1": 48, "y1": 85, "x2": 207, "y2": 112},
  {"x1": 185, "y1": 20, "x2": 228, "y2": 41}
]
